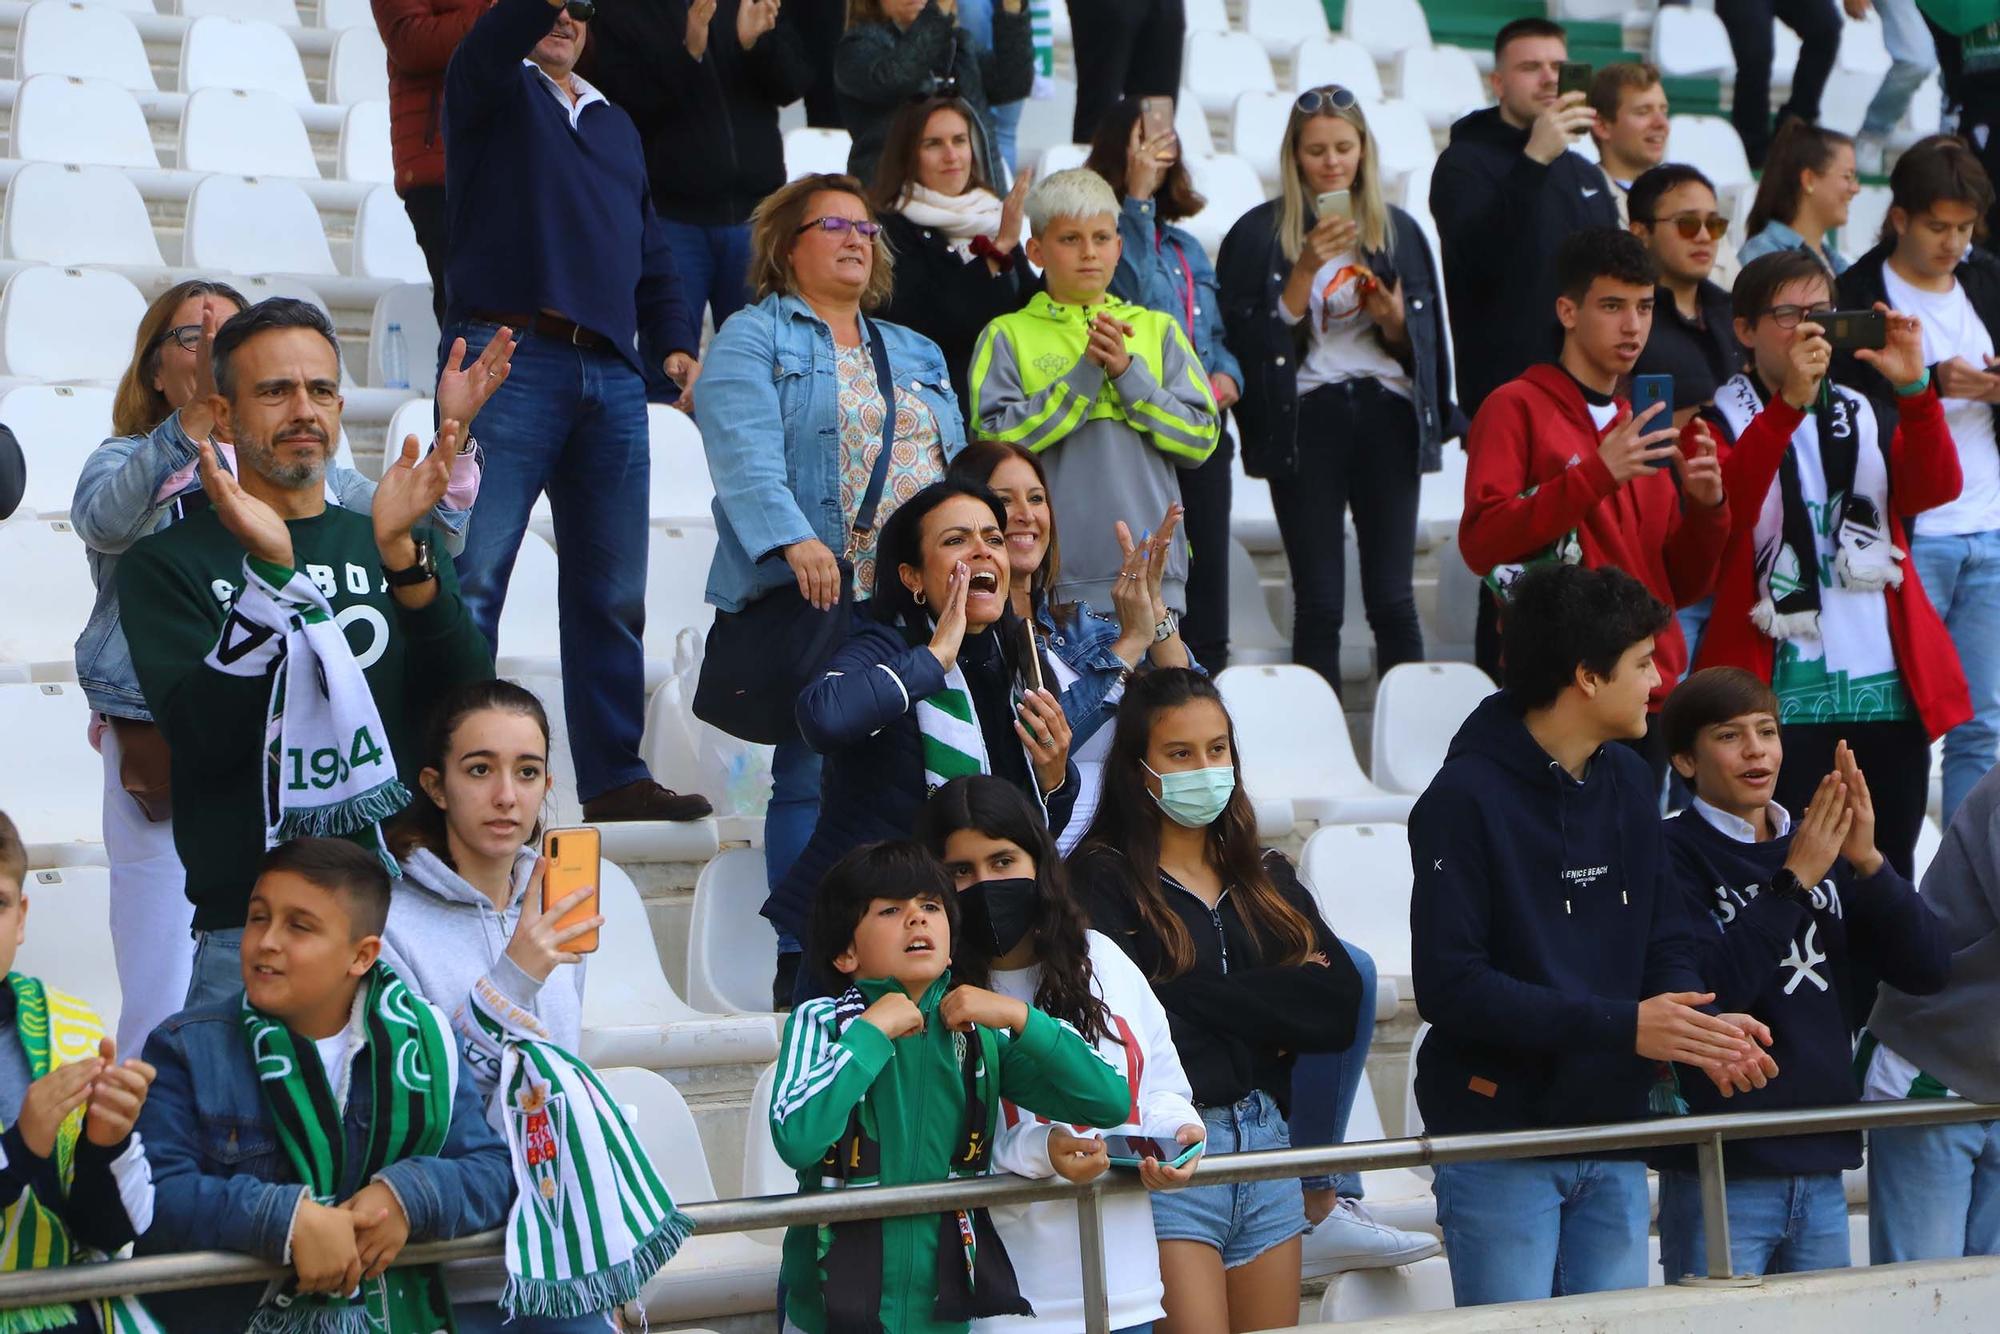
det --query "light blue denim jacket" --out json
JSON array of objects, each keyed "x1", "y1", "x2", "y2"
[
  {"x1": 1738, "y1": 219, "x2": 1850, "y2": 275},
  {"x1": 1039, "y1": 596, "x2": 1204, "y2": 749},
  {"x1": 70, "y1": 410, "x2": 473, "y2": 720},
  {"x1": 695, "y1": 292, "x2": 966, "y2": 612}
]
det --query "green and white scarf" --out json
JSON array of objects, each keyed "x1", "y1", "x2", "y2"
[
  {"x1": 242, "y1": 964, "x2": 457, "y2": 1334},
  {"x1": 918, "y1": 662, "x2": 991, "y2": 792},
  {"x1": 464, "y1": 977, "x2": 693, "y2": 1320},
  {"x1": 207, "y1": 557, "x2": 408, "y2": 875}
]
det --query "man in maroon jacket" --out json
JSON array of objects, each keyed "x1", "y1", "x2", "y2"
[{"x1": 373, "y1": 0, "x2": 487, "y2": 320}]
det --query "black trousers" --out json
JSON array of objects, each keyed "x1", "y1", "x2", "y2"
[
  {"x1": 1068, "y1": 0, "x2": 1184, "y2": 143},
  {"x1": 1716, "y1": 0, "x2": 1843, "y2": 167},
  {"x1": 1773, "y1": 716, "x2": 1932, "y2": 881},
  {"x1": 797, "y1": 0, "x2": 848, "y2": 127},
  {"x1": 401, "y1": 184, "x2": 449, "y2": 324},
  {"x1": 1269, "y1": 381, "x2": 1424, "y2": 701},
  {"x1": 1178, "y1": 432, "x2": 1233, "y2": 672}
]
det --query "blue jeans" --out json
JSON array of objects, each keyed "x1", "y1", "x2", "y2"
[
  {"x1": 1862, "y1": 0, "x2": 1939, "y2": 136},
  {"x1": 184, "y1": 927, "x2": 245, "y2": 1010},
  {"x1": 1868, "y1": 1118, "x2": 2000, "y2": 1262},
  {"x1": 953, "y1": 0, "x2": 1022, "y2": 178},
  {"x1": 1432, "y1": 1157, "x2": 1649, "y2": 1306},
  {"x1": 448, "y1": 321, "x2": 653, "y2": 804},
  {"x1": 659, "y1": 219, "x2": 753, "y2": 335},
  {"x1": 1656, "y1": 1169, "x2": 1850, "y2": 1282},
  {"x1": 1911, "y1": 531, "x2": 2000, "y2": 826},
  {"x1": 1290, "y1": 939, "x2": 1376, "y2": 1199},
  {"x1": 767, "y1": 737, "x2": 824, "y2": 958}
]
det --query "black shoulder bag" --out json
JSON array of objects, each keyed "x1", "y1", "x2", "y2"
[{"x1": 693, "y1": 320, "x2": 900, "y2": 745}]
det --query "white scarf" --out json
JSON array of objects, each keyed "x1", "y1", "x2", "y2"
[{"x1": 897, "y1": 183, "x2": 1006, "y2": 258}]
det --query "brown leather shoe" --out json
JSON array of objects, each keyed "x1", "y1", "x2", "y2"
[{"x1": 581, "y1": 778, "x2": 714, "y2": 823}]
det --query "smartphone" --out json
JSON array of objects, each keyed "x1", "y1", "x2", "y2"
[
  {"x1": 1822, "y1": 309, "x2": 1888, "y2": 352},
  {"x1": 1558, "y1": 61, "x2": 1593, "y2": 98},
  {"x1": 1315, "y1": 189, "x2": 1352, "y2": 222},
  {"x1": 1103, "y1": 1134, "x2": 1202, "y2": 1170},
  {"x1": 1139, "y1": 95, "x2": 1175, "y2": 144},
  {"x1": 1022, "y1": 617, "x2": 1045, "y2": 695},
  {"x1": 541, "y1": 826, "x2": 601, "y2": 954}
]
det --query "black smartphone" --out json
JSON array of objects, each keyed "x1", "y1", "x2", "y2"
[
  {"x1": 1558, "y1": 61, "x2": 1593, "y2": 98},
  {"x1": 1630, "y1": 374, "x2": 1674, "y2": 469},
  {"x1": 1822, "y1": 309, "x2": 1888, "y2": 352}
]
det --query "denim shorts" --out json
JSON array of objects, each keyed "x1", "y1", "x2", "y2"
[{"x1": 1148, "y1": 1089, "x2": 1309, "y2": 1268}]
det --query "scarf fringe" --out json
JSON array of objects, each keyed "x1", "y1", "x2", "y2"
[
  {"x1": 0, "y1": 1304, "x2": 82, "y2": 1333},
  {"x1": 246, "y1": 1303, "x2": 379, "y2": 1334},
  {"x1": 1834, "y1": 544, "x2": 1906, "y2": 592},
  {"x1": 273, "y1": 779, "x2": 412, "y2": 841},
  {"x1": 501, "y1": 1208, "x2": 697, "y2": 1319},
  {"x1": 1750, "y1": 598, "x2": 1820, "y2": 642}
]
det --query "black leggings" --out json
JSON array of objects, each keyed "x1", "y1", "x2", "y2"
[
  {"x1": 1716, "y1": 0, "x2": 1844, "y2": 167},
  {"x1": 1773, "y1": 717, "x2": 1932, "y2": 881},
  {"x1": 1269, "y1": 381, "x2": 1424, "y2": 700}
]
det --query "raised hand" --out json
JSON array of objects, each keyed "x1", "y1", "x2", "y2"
[
  {"x1": 738, "y1": 0, "x2": 780, "y2": 49},
  {"x1": 1124, "y1": 118, "x2": 1174, "y2": 202},
  {"x1": 1295, "y1": 214, "x2": 1357, "y2": 277},
  {"x1": 83, "y1": 1036, "x2": 156, "y2": 1148},
  {"x1": 199, "y1": 440, "x2": 294, "y2": 568},
  {"x1": 1048, "y1": 1128, "x2": 1110, "y2": 1184},
  {"x1": 937, "y1": 984, "x2": 1030, "y2": 1035},
  {"x1": 434, "y1": 329, "x2": 514, "y2": 431},
  {"x1": 505, "y1": 858, "x2": 603, "y2": 982},
  {"x1": 1526, "y1": 90, "x2": 1597, "y2": 165},
  {"x1": 1834, "y1": 739, "x2": 1884, "y2": 876},
  {"x1": 1672, "y1": 417, "x2": 1725, "y2": 509},
  {"x1": 1856, "y1": 304, "x2": 1927, "y2": 389},
  {"x1": 1108, "y1": 526, "x2": 1157, "y2": 657},
  {"x1": 16, "y1": 1060, "x2": 100, "y2": 1159},
  {"x1": 995, "y1": 167, "x2": 1033, "y2": 257},
  {"x1": 1137, "y1": 1123, "x2": 1203, "y2": 1192},
  {"x1": 1015, "y1": 687, "x2": 1071, "y2": 795},
  {"x1": 1596, "y1": 401, "x2": 1679, "y2": 485},
  {"x1": 1783, "y1": 771, "x2": 1850, "y2": 891},
  {"x1": 1085, "y1": 314, "x2": 1133, "y2": 377},
  {"x1": 1781, "y1": 322, "x2": 1833, "y2": 410},
  {"x1": 927, "y1": 560, "x2": 971, "y2": 671},
  {"x1": 371, "y1": 419, "x2": 458, "y2": 561},
  {"x1": 684, "y1": 0, "x2": 718, "y2": 59}
]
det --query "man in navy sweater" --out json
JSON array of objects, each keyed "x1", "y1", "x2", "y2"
[
  {"x1": 441, "y1": 0, "x2": 711, "y2": 823},
  {"x1": 1410, "y1": 563, "x2": 1773, "y2": 1307},
  {"x1": 1656, "y1": 667, "x2": 1947, "y2": 1281}
]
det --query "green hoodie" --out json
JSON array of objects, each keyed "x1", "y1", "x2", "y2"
[{"x1": 770, "y1": 972, "x2": 1131, "y2": 1334}]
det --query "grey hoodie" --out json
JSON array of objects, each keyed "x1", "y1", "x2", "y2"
[
  {"x1": 381, "y1": 845, "x2": 587, "y2": 1122},
  {"x1": 1868, "y1": 767, "x2": 2000, "y2": 1101}
]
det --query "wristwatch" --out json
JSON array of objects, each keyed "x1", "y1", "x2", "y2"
[
  {"x1": 382, "y1": 536, "x2": 437, "y2": 588},
  {"x1": 1768, "y1": 868, "x2": 1812, "y2": 905},
  {"x1": 1153, "y1": 610, "x2": 1179, "y2": 644}
]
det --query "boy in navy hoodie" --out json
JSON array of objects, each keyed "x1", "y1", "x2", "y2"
[
  {"x1": 1656, "y1": 667, "x2": 1948, "y2": 1281},
  {"x1": 1410, "y1": 563, "x2": 1774, "y2": 1307}
]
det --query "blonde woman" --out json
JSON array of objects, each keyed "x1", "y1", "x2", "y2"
[{"x1": 1217, "y1": 88, "x2": 1457, "y2": 698}]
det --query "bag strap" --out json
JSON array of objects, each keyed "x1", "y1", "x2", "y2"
[{"x1": 853, "y1": 317, "x2": 899, "y2": 538}]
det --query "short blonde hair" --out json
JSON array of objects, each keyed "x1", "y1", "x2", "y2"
[
  {"x1": 1027, "y1": 168, "x2": 1119, "y2": 236},
  {"x1": 747, "y1": 174, "x2": 895, "y2": 311}
]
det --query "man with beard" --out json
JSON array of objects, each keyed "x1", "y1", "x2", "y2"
[{"x1": 118, "y1": 300, "x2": 496, "y2": 1008}]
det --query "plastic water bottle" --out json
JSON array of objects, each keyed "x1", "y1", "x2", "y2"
[{"x1": 383, "y1": 322, "x2": 409, "y2": 389}]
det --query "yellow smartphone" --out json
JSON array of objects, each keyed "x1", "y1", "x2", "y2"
[{"x1": 541, "y1": 826, "x2": 601, "y2": 954}]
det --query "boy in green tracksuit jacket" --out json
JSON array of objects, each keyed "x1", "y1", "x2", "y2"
[
  {"x1": 968, "y1": 167, "x2": 1219, "y2": 619},
  {"x1": 771, "y1": 842, "x2": 1130, "y2": 1334}
]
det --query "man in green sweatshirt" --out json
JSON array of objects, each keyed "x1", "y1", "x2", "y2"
[{"x1": 118, "y1": 299, "x2": 496, "y2": 1008}]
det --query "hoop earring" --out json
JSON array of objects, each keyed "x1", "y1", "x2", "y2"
[{"x1": 914, "y1": 589, "x2": 927, "y2": 607}]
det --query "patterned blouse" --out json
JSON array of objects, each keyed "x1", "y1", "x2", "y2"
[{"x1": 835, "y1": 342, "x2": 948, "y2": 598}]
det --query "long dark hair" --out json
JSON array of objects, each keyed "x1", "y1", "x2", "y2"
[
  {"x1": 1084, "y1": 96, "x2": 1207, "y2": 223},
  {"x1": 871, "y1": 95, "x2": 997, "y2": 212},
  {"x1": 1745, "y1": 119, "x2": 1854, "y2": 240},
  {"x1": 918, "y1": 776, "x2": 1116, "y2": 1044},
  {"x1": 389, "y1": 680, "x2": 553, "y2": 863},
  {"x1": 1072, "y1": 669, "x2": 1316, "y2": 981},
  {"x1": 945, "y1": 439, "x2": 1071, "y2": 619}
]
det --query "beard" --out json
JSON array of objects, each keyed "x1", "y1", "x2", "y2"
[{"x1": 238, "y1": 424, "x2": 329, "y2": 489}]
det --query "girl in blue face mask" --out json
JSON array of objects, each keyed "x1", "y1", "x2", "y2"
[
  {"x1": 1067, "y1": 669, "x2": 1433, "y2": 1333},
  {"x1": 919, "y1": 775, "x2": 1203, "y2": 1334}
]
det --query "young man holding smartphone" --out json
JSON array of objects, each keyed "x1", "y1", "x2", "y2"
[{"x1": 1459, "y1": 227, "x2": 1728, "y2": 787}]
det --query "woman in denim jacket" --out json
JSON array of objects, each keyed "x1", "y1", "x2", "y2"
[
  {"x1": 948, "y1": 438, "x2": 1196, "y2": 853},
  {"x1": 70, "y1": 278, "x2": 493, "y2": 1054},
  {"x1": 695, "y1": 173, "x2": 965, "y2": 1003}
]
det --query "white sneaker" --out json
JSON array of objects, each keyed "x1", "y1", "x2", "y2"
[
  {"x1": 1855, "y1": 134, "x2": 1888, "y2": 178},
  {"x1": 1306, "y1": 1198, "x2": 1443, "y2": 1273}
]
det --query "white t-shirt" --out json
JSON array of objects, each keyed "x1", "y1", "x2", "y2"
[
  {"x1": 1282, "y1": 253, "x2": 1412, "y2": 400},
  {"x1": 1882, "y1": 267, "x2": 2000, "y2": 536},
  {"x1": 1585, "y1": 398, "x2": 1619, "y2": 432}
]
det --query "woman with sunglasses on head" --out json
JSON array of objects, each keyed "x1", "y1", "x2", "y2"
[
  {"x1": 918, "y1": 774, "x2": 1202, "y2": 1334},
  {"x1": 1739, "y1": 120, "x2": 1862, "y2": 275},
  {"x1": 873, "y1": 95, "x2": 1039, "y2": 417},
  {"x1": 1216, "y1": 88, "x2": 1455, "y2": 699},
  {"x1": 1083, "y1": 96, "x2": 1243, "y2": 673},
  {"x1": 69, "y1": 279, "x2": 499, "y2": 1055}
]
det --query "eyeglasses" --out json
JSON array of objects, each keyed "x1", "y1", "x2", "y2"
[
  {"x1": 1649, "y1": 212, "x2": 1729, "y2": 240},
  {"x1": 795, "y1": 216, "x2": 883, "y2": 237},
  {"x1": 563, "y1": 0, "x2": 596, "y2": 19},
  {"x1": 1295, "y1": 86, "x2": 1357, "y2": 115},
  {"x1": 1758, "y1": 303, "x2": 1835, "y2": 329},
  {"x1": 151, "y1": 324, "x2": 203, "y2": 354}
]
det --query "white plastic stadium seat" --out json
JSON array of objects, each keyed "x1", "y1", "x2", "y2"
[
  {"x1": 1318, "y1": 1255, "x2": 1455, "y2": 1322},
  {"x1": 1184, "y1": 32, "x2": 1275, "y2": 117},
  {"x1": 0, "y1": 385, "x2": 117, "y2": 518},
  {"x1": 1301, "y1": 821, "x2": 1417, "y2": 979},
  {"x1": 687, "y1": 847, "x2": 780, "y2": 1015},
  {"x1": 1226, "y1": 538, "x2": 1288, "y2": 665},
  {"x1": 15, "y1": 867, "x2": 119, "y2": 1028},
  {"x1": 352, "y1": 185, "x2": 430, "y2": 282},
  {"x1": 183, "y1": 174, "x2": 337, "y2": 275},
  {"x1": 1244, "y1": 0, "x2": 1327, "y2": 59},
  {"x1": 1915, "y1": 815, "x2": 1943, "y2": 885},
  {"x1": 1369, "y1": 662, "x2": 1495, "y2": 796},
  {"x1": 383, "y1": 395, "x2": 437, "y2": 463},
  {"x1": 1181, "y1": 153, "x2": 1266, "y2": 256},
  {"x1": 1650, "y1": 6, "x2": 1735, "y2": 80},
  {"x1": 0, "y1": 266, "x2": 147, "y2": 381},
  {"x1": 1841, "y1": 186, "x2": 1891, "y2": 259},
  {"x1": 1344, "y1": 0, "x2": 1430, "y2": 65},
  {"x1": 172, "y1": 0, "x2": 301, "y2": 23},
  {"x1": 783, "y1": 127, "x2": 852, "y2": 180},
  {"x1": 1, "y1": 162, "x2": 165, "y2": 268},
  {"x1": 15, "y1": 1, "x2": 157, "y2": 91},
  {"x1": 1228, "y1": 446, "x2": 1281, "y2": 551},
  {"x1": 1668, "y1": 114, "x2": 1753, "y2": 197},
  {"x1": 178, "y1": 16, "x2": 313, "y2": 104},
  {"x1": 1293, "y1": 36, "x2": 1384, "y2": 102},
  {"x1": 1395, "y1": 44, "x2": 1485, "y2": 131},
  {"x1": 0, "y1": 683, "x2": 104, "y2": 867},
  {"x1": 317, "y1": 0, "x2": 373, "y2": 28},
  {"x1": 178, "y1": 86, "x2": 320, "y2": 177},
  {"x1": 743, "y1": 1062, "x2": 793, "y2": 1202},
  {"x1": 369, "y1": 283, "x2": 440, "y2": 389},
  {"x1": 1217, "y1": 664, "x2": 1416, "y2": 825},
  {"x1": 11, "y1": 75, "x2": 160, "y2": 169},
  {"x1": 1415, "y1": 445, "x2": 1465, "y2": 550},
  {"x1": 327, "y1": 24, "x2": 390, "y2": 104},
  {"x1": 1036, "y1": 142, "x2": 1091, "y2": 178},
  {"x1": 647, "y1": 403, "x2": 716, "y2": 527},
  {"x1": 1364, "y1": 99, "x2": 1437, "y2": 186},
  {"x1": 1174, "y1": 93, "x2": 1215, "y2": 158},
  {"x1": 1184, "y1": 0, "x2": 1228, "y2": 36},
  {"x1": 494, "y1": 530, "x2": 561, "y2": 671},
  {"x1": 337, "y1": 99, "x2": 394, "y2": 183},
  {"x1": 643, "y1": 526, "x2": 720, "y2": 657},
  {"x1": 1230, "y1": 91, "x2": 1294, "y2": 187}
]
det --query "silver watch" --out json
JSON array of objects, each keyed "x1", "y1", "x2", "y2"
[{"x1": 1153, "y1": 611, "x2": 1178, "y2": 644}]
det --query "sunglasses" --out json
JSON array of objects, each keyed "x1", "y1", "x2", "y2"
[
  {"x1": 564, "y1": 0, "x2": 595, "y2": 18},
  {"x1": 151, "y1": 323, "x2": 203, "y2": 354},
  {"x1": 1295, "y1": 85, "x2": 1357, "y2": 115},
  {"x1": 1758, "y1": 303, "x2": 1836, "y2": 330},
  {"x1": 795, "y1": 216, "x2": 883, "y2": 237},
  {"x1": 1650, "y1": 212, "x2": 1729, "y2": 241}
]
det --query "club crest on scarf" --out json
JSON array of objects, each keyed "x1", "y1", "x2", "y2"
[{"x1": 514, "y1": 1076, "x2": 569, "y2": 1232}]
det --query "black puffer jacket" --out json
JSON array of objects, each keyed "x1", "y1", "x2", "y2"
[
  {"x1": 1217, "y1": 198, "x2": 1457, "y2": 479},
  {"x1": 833, "y1": 4, "x2": 1033, "y2": 186}
]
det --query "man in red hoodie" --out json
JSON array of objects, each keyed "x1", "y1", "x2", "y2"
[{"x1": 1461, "y1": 227, "x2": 1729, "y2": 785}]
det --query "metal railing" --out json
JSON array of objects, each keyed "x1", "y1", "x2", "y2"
[{"x1": 5, "y1": 1097, "x2": 1998, "y2": 1331}]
